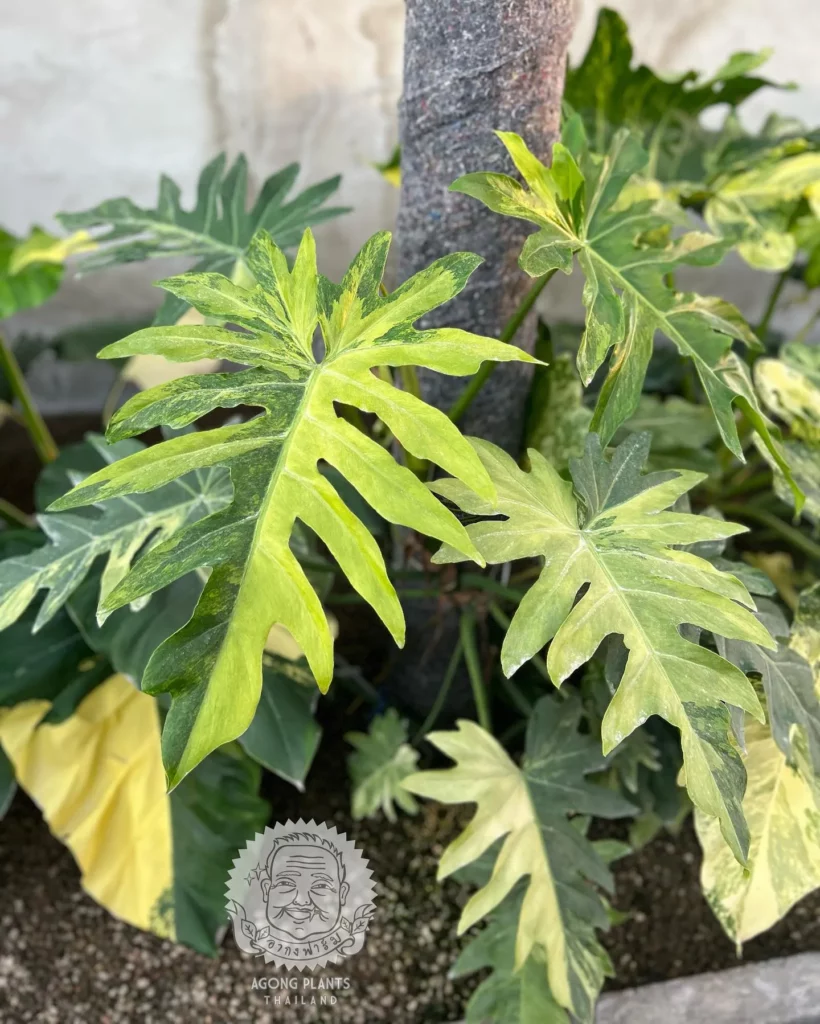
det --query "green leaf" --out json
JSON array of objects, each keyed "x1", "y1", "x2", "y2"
[
  {"x1": 717, "y1": 598, "x2": 820, "y2": 775},
  {"x1": 565, "y1": 9, "x2": 779, "y2": 177},
  {"x1": 617, "y1": 393, "x2": 720, "y2": 472},
  {"x1": 0, "y1": 746, "x2": 15, "y2": 820},
  {"x1": 404, "y1": 696, "x2": 633, "y2": 1024},
  {"x1": 58, "y1": 156, "x2": 349, "y2": 325},
  {"x1": 49, "y1": 228, "x2": 535, "y2": 786},
  {"x1": 0, "y1": 227, "x2": 64, "y2": 319},
  {"x1": 238, "y1": 654, "x2": 321, "y2": 790},
  {"x1": 0, "y1": 531, "x2": 111, "y2": 719},
  {"x1": 432, "y1": 433, "x2": 777, "y2": 863},
  {"x1": 695, "y1": 716, "x2": 820, "y2": 944},
  {"x1": 525, "y1": 345, "x2": 592, "y2": 472},
  {"x1": 168, "y1": 743, "x2": 269, "y2": 954},
  {"x1": 705, "y1": 153, "x2": 820, "y2": 270},
  {"x1": 452, "y1": 895, "x2": 569, "y2": 1024},
  {"x1": 0, "y1": 433, "x2": 231, "y2": 634},
  {"x1": 66, "y1": 570, "x2": 203, "y2": 686},
  {"x1": 792, "y1": 583, "x2": 820, "y2": 681},
  {"x1": 346, "y1": 708, "x2": 419, "y2": 822},
  {"x1": 451, "y1": 119, "x2": 797, "y2": 500}
]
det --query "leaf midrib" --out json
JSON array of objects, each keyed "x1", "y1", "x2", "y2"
[
  {"x1": 103, "y1": 217, "x2": 243, "y2": 260},
  {"x1": 581, "y1": 530, "x2": 683, "y2": 711}
]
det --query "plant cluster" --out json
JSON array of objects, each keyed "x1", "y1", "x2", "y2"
[{"x1": 0, "y1": 10, "x2": 819, "y2": 1020}]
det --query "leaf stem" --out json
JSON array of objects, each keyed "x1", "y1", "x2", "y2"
[
  {"x1": 0, "y1": 332, "x2": 58, "y2": 464},
  {"x1": 460, "y1": 606, "x2": 492, "y2": 732},
  {"x1": 0, "y1": 498, "x2": 34, "y2": 529},
  {"x1": 488, "y1": 601, "x2": 566, "y2": 698},
  {"x1": 717, "y1": 501, "x2": 820, "y2": 562},
  {"x1": 413, "y1": 637, "x2": 464, "y2": 743},
  {"x1": 754, "y1": 269, "x2": 789, "y2": 342},
  {"x1": 460, "y1": 572, "x2": 525, "y2": 602},
  {"x1": 448, "y1": 270, "x2": 556, "y2": 425}
]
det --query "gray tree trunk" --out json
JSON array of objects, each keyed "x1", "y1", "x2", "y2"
[
  {"x1": 398, "y1": 0, "x2": 573, "y2": 453},
  {"x1": 388, "y1": 0, "x2": 574, "y2": 721}
]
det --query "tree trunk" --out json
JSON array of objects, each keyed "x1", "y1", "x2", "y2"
[
  {"x1": 398, "y1": 0, "x2": 573, "y2": 453},
  {"x1": 388, "y1": 0, "x2": 574, "y2": 723}
]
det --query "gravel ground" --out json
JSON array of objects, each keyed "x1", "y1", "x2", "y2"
[
  {"x1": 0, "y1": 789, "x2": 475, "y2": 1024},
  {"x1": 3, "y1": 781, "x2": 820, "y2": 1022}
]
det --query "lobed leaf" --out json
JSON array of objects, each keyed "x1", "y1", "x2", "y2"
[
  {"x1": 755, "y1": 341, "x2": 820, "y2": 522},
  {"x1": 346, "y1": 708, "x2": 420, "y2": 822},
  {"x1": 48, "y1": 228, "x2": 536, "y2": 786},
  {"x1": 0, "y1": 434, "x2": 230, "y2": 634},
  {"x1": 696, "y1": 716, "x2": 820, "y2": 945},
  {"x1": 404, "y1": 696, "x2": 633, "y2": 1023},
  {"x1": 451, "y1": 118, "x2": 799, "y2": 507},
  {"x1": 58, "y1": 156, "x2": 349, "y2": 325},
  {"x1": 432, "y1": 432, "x2": 777, "y2": 863}
]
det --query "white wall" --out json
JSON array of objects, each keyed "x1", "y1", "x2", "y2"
[{"x1": 2, "y1": 0, "x2": 818, "y2": 341}]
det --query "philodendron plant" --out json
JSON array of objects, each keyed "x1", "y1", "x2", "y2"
[{"x1": 1, "y1": 8, "x2": 820, "y2": 1022}]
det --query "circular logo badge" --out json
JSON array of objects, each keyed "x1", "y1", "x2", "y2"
[{"x1": 226, "y1": 819, "x2": 376, "y2": 971}]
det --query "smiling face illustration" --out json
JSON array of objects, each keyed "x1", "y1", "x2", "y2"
[{"x1": 260, "y1": 837, "x2": 349, "y2": 942}]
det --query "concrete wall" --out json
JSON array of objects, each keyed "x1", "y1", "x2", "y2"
[{"x1": 2, "y1": 0, "x2": 818, "y2": 340}]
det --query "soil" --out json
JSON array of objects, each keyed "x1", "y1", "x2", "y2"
[{"x1": 3, "y1": 733, "x2": 820, "y2": 1024}]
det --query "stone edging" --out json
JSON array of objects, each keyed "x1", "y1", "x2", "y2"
[{"x1": 595, "y1": 952, "x2": 820, "y2": 1024}]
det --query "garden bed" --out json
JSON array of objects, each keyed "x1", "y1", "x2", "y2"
[{"x1": 2, "y1": 710, "x2": 820, "y2": 1024}]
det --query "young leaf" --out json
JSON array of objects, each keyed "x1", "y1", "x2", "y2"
[
  {"x1": 0, "y1": 227, "x2": 63, "y2": 318},
  {"x1": 404, "y1": 696, "x2": 633, "y2": 1024},
  {"x1": 346, "y1": 708, "x2": 419, "y2": 822},
  {"x1": 695, "y1": 716, "x2": 820, "y2": 944},
  {"x1": 0, "y1": 434, "x2": 230, "y2": 633},
  {"x1": 49, "y1": 228, "x2": 536, "y2": 786},
  {"x1": 58, "y1": 156, "x2": 349, "y2": 325},
  {"x1": 451, "y1": 119, "x2": 799, "y2": 504},
  {"x1": 705, "y1": 153, "x2": 820, "y2": 271},
  {"x1": 432, "y1": 433, "x2": 776, "y2": 863}
]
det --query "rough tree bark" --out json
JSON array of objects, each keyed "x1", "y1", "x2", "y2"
[
  {"x1": 389, "y1": 0, "x2": 574, "y2": 720},
  {"x1": 398, "y1": 0, "x2": 574, "y2": 453}
]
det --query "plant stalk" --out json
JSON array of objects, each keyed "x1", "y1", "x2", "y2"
[
  {"x1": 718, "y1": 501, "x2": 820, "y2": 562},
  {"x1": 0, "y1": 332, "x2": 58, "y2": 464},
  {"x1": 413, "y1": 638, "x2": 464, "y2": 743},
  {"x1": 448, "y1": 270, "x2": 557, "y2": 425},
  {"x1": 754, "y1": 269, "x2": 789, "y2": 341},
  {"x1": 460, "y1": 606, "x2": 492, "y2": 732},
  {"x1": 0, "y1": 498, "x2": 34, "y2": 529}
]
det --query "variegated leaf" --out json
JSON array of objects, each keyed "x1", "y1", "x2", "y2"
[
  {"x1": 49, "y1": 228, "x2": 536, "y2": 786},
  {"x1": 450, "y1": 118, "x2": 799, "y2": 507},
  {"x1": 58, "y1": 156, "x2": 348, "y2": 325},
  {"x1": 432, "y1": 432, "x2": 776, "y2": 863},
  {"x1": 404, "y1": 696, "x2": 633, "y2": 1024}
]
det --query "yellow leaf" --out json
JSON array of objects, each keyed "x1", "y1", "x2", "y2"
[
  {"x1": 9, "y1": 229, "x2": 97, "y2": 273},
  {"x1": 696, "y1": 718, "x2": 820, "y2": 944},
  {"x1": 0, "y1": 675, "x2": 174, "y2": 938}
]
